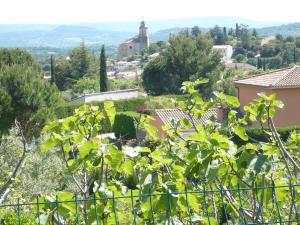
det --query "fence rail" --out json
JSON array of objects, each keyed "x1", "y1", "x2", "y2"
[{"x1": 0, "y1": 184, "x2": 300, "y2": 224}]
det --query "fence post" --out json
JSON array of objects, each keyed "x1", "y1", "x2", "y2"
[
  {"x1": 272, "y1": 184, "x2": 283, "y2": 225},
  {"x1": 56, "y1": 195, "x2": 61, "y2": 225},
  {"x1": 254, "y1": 183, "x2": 264, "y2": 224},
  {"x1": 17, "y1": 198, "x2": 21, "y2": 225},
  {"x1": 237, "y1": 184, "x2": 247, "y2": 225},
  {"x1": 112, "y1": 191, "x2": 119, "y2": 225},
  {"x1": 167, "y1": 191, "x2": 174, "y2": 225},
  {"x1": 149, "y1": 190, "x2": 155, "y2": 224},
  {"x1": 184, "y1": 186, "x2": 192, "y2": 225},
  {"x1": 203, "y1": 185, "x2": 211, "y2": 225},
  {"x1": 219, "y1": 186, "x2": 229, "y2": 225},
  {"x1": 74, "y1": 193, "x2": 80, "y2": 225},
  {"x1": 36, "y1": 196, "x2": 40, "y2": 225},
  {"x1": 292, "y1": 185, "x2": 300, "y2": 223},
  {"x1": 93, "y1": 193, "x2": 99, "y2": 225}
]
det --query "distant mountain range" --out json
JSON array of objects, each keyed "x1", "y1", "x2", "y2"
[
  {"x1": 0, "y1": 17, "x2": 299, "y2": 48},
  {"x1": 257, "y1": 23, "x2": 300, "y2": 37}
]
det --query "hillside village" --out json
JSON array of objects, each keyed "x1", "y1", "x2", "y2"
[{"x1": 2, "y1": 3, "x2": 300, "y2": 223}]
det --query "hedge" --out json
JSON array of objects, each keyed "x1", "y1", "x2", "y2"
[
  {"x1": 112, "y1": 112, "x2": 140, "y2": 140},
  {"x1": 55, "y1": 97, "x2": 148, "y2": 119},
  {"x1": 233, "y1": 127, "x2": 300, "y2": 146},
  {"x1": 55, "y1": 95, "x2": 180, "y2": 119}
]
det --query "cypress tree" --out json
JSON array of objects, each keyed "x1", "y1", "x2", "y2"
[
  {"x1": 235, "y1": 23, "x2": 239, "y2": 38},
  {"x1": 262, "y1": 58, "x2": 267, "y2": 71},
  {"x1": 50, "y1": 55, "x2": 55, "y2": 84},
  {"x1": 257, "y1": 57, "x2": 262, "y2": 69},
  {"x1": 252, "y1": 28, "x2": 257, "y2": 37},
  {"x1": 99, "y1": 45, "x2": 108, "y2": 92},
  {"x1": 223, "y1": 27, "x2": 227, "y2": 37}
]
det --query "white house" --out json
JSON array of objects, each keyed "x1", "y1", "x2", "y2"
[
  {"x1": 114, "y1": 60, "x2": 140, "y2": 72},
  {"x1": 212, "y1": 45, "x2": 233, "y2": 63},
  {"x1": 70, "y1": 89, "x2": 147, "y2": 104}
]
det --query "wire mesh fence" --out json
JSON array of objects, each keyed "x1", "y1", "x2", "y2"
[{"x1": 0, "y1": 183, "x2": 300, "y2": 224}]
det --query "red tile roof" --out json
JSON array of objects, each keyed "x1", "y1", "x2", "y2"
[
  {"x1": 225, "y1": 63, "x2": 256, "y2": 71},
  {"x1": 155, "y1": 108, "x2": 220, "y2": 128},
  {"x1": 234, "y1": 66, "x2": 300, "y2": 88}
]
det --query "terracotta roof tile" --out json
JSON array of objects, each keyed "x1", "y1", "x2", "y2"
[
  {"x1": 225, "y1": 63, "x2": 256, "y2": 70},
  {"x1": 234, "y1": 66, "x2": 300, "y2": 88},
  {"x1": 155, "y1": 108, "x2": 219, "y2": 128}
]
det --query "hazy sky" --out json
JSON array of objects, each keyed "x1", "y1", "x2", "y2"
[{"x1": 1, "y1": 0, "x2": 300, "y2": 24}]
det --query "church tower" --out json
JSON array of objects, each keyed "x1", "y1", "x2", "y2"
[{"x1": 138, "y1": 20, "x2": 150, "y2": 51}]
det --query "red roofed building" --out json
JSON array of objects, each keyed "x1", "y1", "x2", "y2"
[
  {"x1": 234, "y1": 66, "x2": 300, "y2": 127},
  {"x1": 151, "y1": 108, "x2": 224, "y2": 138}
]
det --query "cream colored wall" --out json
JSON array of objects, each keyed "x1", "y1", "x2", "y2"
[{"x1": 237, "y1": 85, "x2": 300, "y2": 127}]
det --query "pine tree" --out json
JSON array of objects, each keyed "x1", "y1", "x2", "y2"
[
  {"x1": 191, "y1": 26, "x2": 201, "y2": 37},
  {"x1": 99, "y1": 45, "x2": 108, "y2": 92},
  {"x1": 50, "y1": 55, "x2": 55, "y2": 84},
  {"x1": 252, "y1": 28, "x2": 257, "y2": 37}
]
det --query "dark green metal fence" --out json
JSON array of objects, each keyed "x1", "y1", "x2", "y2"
[{"x1": 0, "y1": 184, "x2": 300, "y2": 224}]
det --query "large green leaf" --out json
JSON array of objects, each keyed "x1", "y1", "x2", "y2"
[
  {"x1": 233, "y1": 126, "x2": 248, "y2": 141},
  {"x1": 79, "y1": 139, "x2": 99, "y2": 158}
]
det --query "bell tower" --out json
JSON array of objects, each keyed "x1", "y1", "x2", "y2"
[{"x1": 138, "y1": 20, "x2": 150, "y2": 50}]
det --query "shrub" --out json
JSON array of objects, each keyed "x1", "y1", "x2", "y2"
[
  {"x1": 144, "y1": 95, "x2": 180, "y2": 109},
  {"x1": 233, "y1": 127, "x2": 300, "y2": 146},
  {"x1": 0, "y1": 209, "x2": 36, "y2": 225},
  {"x1": 56, "y1": 96, "x2": 181, "y2": 119},
  {"x1": 56, "y1": 97, "x2": 148, "y2": 118},
  {"x1": 112, "y1": 112, "x2": 140, "y2": 140}
]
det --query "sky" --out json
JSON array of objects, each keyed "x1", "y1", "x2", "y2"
[{"x1": 1, "y1": 0, "x2": 300, "y2": 24}]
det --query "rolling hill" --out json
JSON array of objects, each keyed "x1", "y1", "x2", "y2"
[
  {"x1": 257, "y1": 23, "x2": 300, "y2": 37},
  {"x1": 0, "y1": 17, "x2": 299, "y2": 48}
]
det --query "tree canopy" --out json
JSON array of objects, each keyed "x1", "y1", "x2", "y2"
[
  {"x1": 142, "y1": 32, "x2": 222, "y2": 97},
  {"x1": 0, "y1": 65, "x2": 63, "y2": 139},
  {"x1": 0, "y1": 48, "x2": 35, "y2": 68}
]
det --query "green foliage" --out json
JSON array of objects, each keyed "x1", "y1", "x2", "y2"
[
  {"x1": 38, "y1": 79, "x2": 300, "y2": 224},
  {"x1": 53, "y1": 43, "x2": 97, "y2": 91},
  {"x1": 144, "y1": 95, "x2": 180, "y2": 109},
  {"x1": 112, "y1": 112, "x2": 139, "y2": 140},
  {"x1": 0, "y1": 65, "x2": 63, "y2": 139},
  {"x1": 210, "y1": 25, "x2": 227, "y2": 45},
  {"x1": 234, "y1": 53, "x2": 245, "y2": 63},
  {"x1": 69, "y1": 42, "x2": 93, "y2": 80},
  {"x1": 0, "y1": 129, "x2": 67, "y2": 202},
  {"x1": 142, "y1": 57, "x2": 169, "y2": 95},
  {"x1": 99, "y1": 45, "x2": 108, "y2": 92},
  {"x1": 39, "y1": 80, "x2": 300, "y2": 224},
  {"x1": 72, "y1": 76, "x2": 99, "y2": 97},
  {"x1": 56, "y1": 95, "x2": 179, "y2": 119},
  {"x1": 50, "y1": 55, "x2": 55, "y2": 84},
  {"x1": 233, "y1": 127, "x2": 300, "y2": 146},
  {"x1": 0, "y1": 209, "x2": 36, "y2": 225},
  {"x1": 0, "y1": 48, "x2": 35, "y2": 68},
  {"x1": 109, "y1": 78, "x2": 140, "y2": 91},
  {"x1": 191, "y1": 26, "x2": 201, "y2": 36},
  {"x1": 53, "y1": 58, "x2": 73, "y2": 90},
  {"x1": 142, "y1": 32, "x2": 222, "y2": 97},
  {"x1": 57, "y1": 97, "x2": 145, "y2": 118},
  {"x1": 148, "y1": 43, "x2": 160, "y2": 54}
]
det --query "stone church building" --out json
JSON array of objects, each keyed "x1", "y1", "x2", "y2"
[{"x1": 117, "y1": 21, "x2": 150, "y2": 60}]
